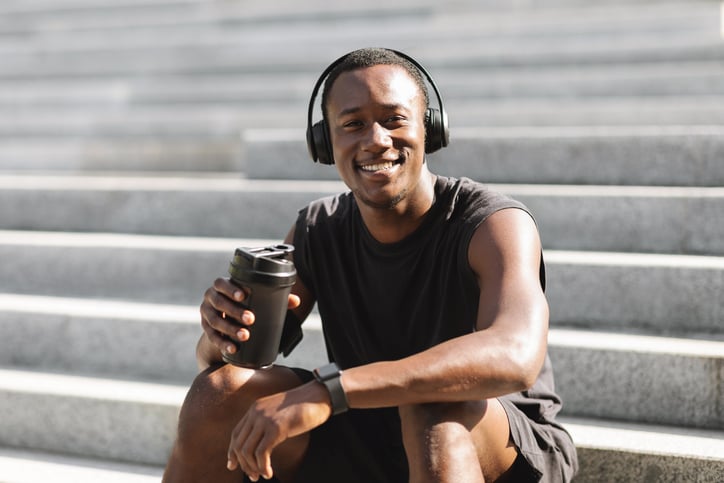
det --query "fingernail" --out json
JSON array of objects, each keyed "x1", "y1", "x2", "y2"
[
  {"x1": 226, "y1": 344, "x2": 236, "y2": 354},
  {"x1": 234, "y1": 290, "x2": 243, "y2": 301}
]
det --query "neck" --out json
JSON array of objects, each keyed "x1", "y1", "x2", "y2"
[{"x1": 356, "y1": 170, "x2": 437, "y2": 244}]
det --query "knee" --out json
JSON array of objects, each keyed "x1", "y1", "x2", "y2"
[
  {"x1": 175, "y1": 364, "x2": 254, "y2": 442},
  {"x1": 175, "y1": 364, "x2": 303, "y2": 444},
  {"x1": 400, "y1": 402, "x2": 487, "y2": 480}
]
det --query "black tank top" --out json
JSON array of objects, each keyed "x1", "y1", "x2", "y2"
[{"x1": 293, "y1": 175, "x2": 561, "y2": 424}]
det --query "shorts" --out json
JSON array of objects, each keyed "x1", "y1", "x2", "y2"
[
  {"x1": 244, "y1": 368, "x2": 577, "y2": 483},
  {"x1": 499, "y1": 397, "x2": 578, "y2": 482}
]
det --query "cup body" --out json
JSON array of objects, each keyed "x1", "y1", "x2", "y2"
[{"x1": 222, "y1": 244, "x2": 296, "y2": 368}]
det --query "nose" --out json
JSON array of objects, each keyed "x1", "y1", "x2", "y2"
[{"x1": 361, "y1": 122, "x2": 392, "y2": 152}]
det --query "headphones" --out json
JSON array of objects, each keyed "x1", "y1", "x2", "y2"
[{"x1": 306, "y1": 49, "x2": 449, "y2": 165}]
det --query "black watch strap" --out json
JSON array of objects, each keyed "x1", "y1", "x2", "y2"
[{"x1": 313, "y1": 362, "x2": 349, "y2": 415}]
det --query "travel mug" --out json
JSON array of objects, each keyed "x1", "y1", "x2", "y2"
[{"x1": 222, "y1": 244, "x2": 296, "y2": 368}]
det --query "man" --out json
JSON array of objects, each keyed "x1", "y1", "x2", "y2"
[{"x1": 164, "y1": 48, "x2": 578, "y2": 482}]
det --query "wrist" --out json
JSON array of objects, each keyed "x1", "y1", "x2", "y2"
[{"x1": 313, "y1": 363, "x2": 349, "y2": 415}]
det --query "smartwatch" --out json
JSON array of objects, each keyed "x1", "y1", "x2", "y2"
[{"x1": 313, "y1": 362, "x2": 349, "y2": 415}]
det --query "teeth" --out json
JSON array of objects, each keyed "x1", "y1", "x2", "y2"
[{"x1": 360, "y1": 162, "x2": 394, "y2": 172}]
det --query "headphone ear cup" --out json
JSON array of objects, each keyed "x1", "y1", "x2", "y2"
[
  {"x1": 424, "y1": 108, "x2": 449, "y2": 154},
  {"x1": 310, "y1": 120, "x2": 334, "y2": 165}
]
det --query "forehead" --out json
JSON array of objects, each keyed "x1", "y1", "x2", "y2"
[{"x1": 326, "y1": 64, "x2": 424, "y2": 114}]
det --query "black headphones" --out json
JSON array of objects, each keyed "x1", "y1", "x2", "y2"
[{"x1": 306, "y1": 49, "x2": 449, "y2": 165}]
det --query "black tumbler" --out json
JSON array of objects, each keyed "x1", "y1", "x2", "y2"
[{"x1": 222, "y1": 244, "x2": 296, "y2": 368}]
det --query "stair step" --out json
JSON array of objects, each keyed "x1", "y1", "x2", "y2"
[
  {"x1": 1, "y1": 292, "x2": 721, "y2": 428},
  {"x1": 2, "y1": 231, "x2": 723, "y2": 334},
  {"x1": 242, "y1": 125, "x2": 724, "y2": 186},
  {"x1": 550, "y1": 329, "x2": 724, "y2": 429},
  {"x1": 0, "y1": 3, "x2": 717, "y2": 75},
  {"x1": 4, "y1": 124, "x2": 724, "y2": 186},
  {"x1": 545, "y1": 250, "x2": 724, "y2": 335},
  {"x1": 0, "y1": 446, "x2": 163, "y2": 483},
  {"x1": 1, "y1": 96, "x2": 723, "y2": 137},
  {"x1": 0, "y1": 366, "x2": 721, "y2": 474},
  {"x1": 0, "y1": 62, "x2": 722, "y2": 107},
  {"x1": 1, "y1": 43, "x2": 720, "y2": 86},
  {"x1": 0, "y1": 293, "x2": 327, "y2": 382},
  {"x1": 1, "y1": 176, "x2": 723, "y2": 255},
  {"x1": 562, "y1": 417, "x2": 724, "y2": 483},
  {"x1": 0, "y1": 368, "x2": 184, "y2": 465}
]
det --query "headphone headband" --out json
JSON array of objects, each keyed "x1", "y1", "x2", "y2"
[{"x1": 306, "y1": 48, "x2": 449, "y2": 164}]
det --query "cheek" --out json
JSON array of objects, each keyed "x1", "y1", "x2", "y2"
[{"x1": 330, "y1": 131, "x2": 354, "y2": 159}]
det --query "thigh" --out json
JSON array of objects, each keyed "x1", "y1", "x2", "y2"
[
  {"x1": 167, "y1": 363, "x2": 310, "y2": 483},
  {"x1": 399, "y1": 399, "x2": 519, "y2": 482},
  {"x1": 468, "y1": 398, "x2": 519, "y2": 481}
]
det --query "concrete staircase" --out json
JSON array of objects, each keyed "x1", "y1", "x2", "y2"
[{"x1": 1, "y1": 1, "x2": 723, "y2": 481}]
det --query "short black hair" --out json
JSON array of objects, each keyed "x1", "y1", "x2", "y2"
[{"x1": 320, "y1": 48, "x2": 430, "y2": 121}]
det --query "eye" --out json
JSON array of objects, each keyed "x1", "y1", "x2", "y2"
[
  {"x1": 342, "y1": 119, "x2": 363, "y2": 129},
  {"x1": 384, "y1": 115, "x2": 406, "y2": 126}
]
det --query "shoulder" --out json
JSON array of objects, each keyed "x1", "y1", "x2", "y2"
[
  {"x1": 298, "y1": 191, "x2": 355, "y2": 228},
  {"x1": 436, "y1": 176, "x2": 531, "y2": 231},
  {"x1": 468, "y1": 207, "x2": 543, "y2": 287},
  {"x1": 453, "y1": 177, "x2": 525, "y2": 217}
]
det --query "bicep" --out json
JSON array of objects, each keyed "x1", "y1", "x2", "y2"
[{"x1": 468, "y1": 208, "x2": 548, "y2": 334}]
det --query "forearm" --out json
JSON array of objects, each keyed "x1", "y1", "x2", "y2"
[
  {"x1": 196, "y1": 333, "x2": 223, "y2": 371},
  {"x1": 341, "y1": 321, "x2": 547, "y2": 409}
]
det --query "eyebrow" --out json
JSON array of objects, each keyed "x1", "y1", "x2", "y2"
[{"x1": 337, "y1": 103, "x2": 408, "y2": 117}]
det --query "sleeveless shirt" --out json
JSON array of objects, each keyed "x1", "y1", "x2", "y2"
[{"x1": 293, "y1": 175, "x2": 564, "y2": 425}]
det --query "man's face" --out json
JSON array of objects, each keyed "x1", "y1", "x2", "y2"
[{"x1": 326, "y1": 64, "x2": 428, "y2": 210}]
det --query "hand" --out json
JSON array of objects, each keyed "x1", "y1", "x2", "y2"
[
  {"x1": 200, "y1": 278, "x2": 301, "y2": 356},
  {"x1": 226, "y1": 382, "x2": 332, "y2": 481}
]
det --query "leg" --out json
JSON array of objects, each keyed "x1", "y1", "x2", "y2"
[
  {"x1": 399, "y1": 399, "x2": 518, "y2": 483},
  {"x1": 163, "y1": 363, "x2": 309, "y2": 483}
]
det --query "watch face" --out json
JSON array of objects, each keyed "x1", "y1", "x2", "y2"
[{"x1": 315, "y1": 363, "x2": 339, "y2": 381}]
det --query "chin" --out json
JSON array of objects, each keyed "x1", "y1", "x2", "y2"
[{"x1": 355, "y1": 188, "x2": 408, "y2": 210}]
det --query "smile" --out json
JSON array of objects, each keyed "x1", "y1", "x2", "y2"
[{"x1": 359, "y1": 161, "x2": 397, "y2": 172}]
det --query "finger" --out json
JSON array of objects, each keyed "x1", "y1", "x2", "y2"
[
  {"x1": 287, "y1": 293, "x2": 301, "y2": 309},
  {"x1": 254, "y1": 433, "x2": 277, "y2": 481},
  {"x1": 213, "y1": 277, "x2": 247, "y2": 302},
  {"x1": 203, "y1": 286, "x2": 247, "y2": 325},
  {"x1": 201, "y1": 317, "x2": 239, "y2": 354},
  {"x1": 228, "y1": 417, "x2": 254, "y2": 475},
  {"x1": 201, "y1": 302, "x2": 246, "y2": 342},
  {"x1": 239, "y1": 426, "x2": 265, "y2": 481}
]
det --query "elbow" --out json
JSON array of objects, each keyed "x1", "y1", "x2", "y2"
[
  {"x1": 504, "y1": 329, "x2": 548, "y2": 392},
  {"x1": 502, "y1": 354, "x2": 542, "y2": 394},
  {"x1": 517, "y1": 362, "x2": 541, "y2": 391}
]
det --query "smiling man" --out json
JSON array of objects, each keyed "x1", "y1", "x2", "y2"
[{"x1": 163, "y1": 48, "x2": 578, "y2": 483}]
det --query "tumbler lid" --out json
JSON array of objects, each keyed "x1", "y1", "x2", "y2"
[{"x1": 229, "y1": 244, "x2": 296, "y2": 286}]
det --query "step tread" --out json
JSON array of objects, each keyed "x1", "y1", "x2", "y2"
[
  {"x1": 0, "y1": 365, "x2": 721, "y2": 460},
  {"x1": 0, "y1": 367, "x2": 187, "y2": 404},
  {"x1": 0, "y1": 229, "x2": 275, "y2": 251},
  {"x1": 562, "y1": 417, "x2": 724, "y2": 461},
  {"x1": 2, "y1": 229, "x2": 724, "y2": 272},
  {"x1": 550, "y1": 328, "x2": 724, "y2": 357},
  {"x1": 3, "y1": 173, "x2": 724, "y2": 197},
  {"x1": 0, "y1": 446, "x2": 162, "y2": 483},
  {"x1": 3, "y1": 230, "x2": 724, "y2": 265},
  {"x1": 1, "y1": 291, "x2": 720, "y2": 352}
]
